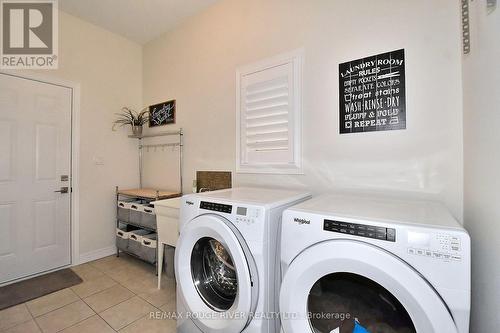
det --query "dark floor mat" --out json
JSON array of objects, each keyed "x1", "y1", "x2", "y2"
[{"x1": 0, "y1": 268, "x2": 83, "y2": 310}]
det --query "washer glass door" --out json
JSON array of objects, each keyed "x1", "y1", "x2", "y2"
[
  {"x1": 175, "y1": 214, "x2": 258, "y2": 333},
  {"x1": 308, "y1": 272, "x2": 415, "y2": 333},
  {"x1": 191, "y1": 237, "x2": 238, "y2": 311}
]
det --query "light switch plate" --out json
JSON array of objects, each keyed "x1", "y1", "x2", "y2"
[
  {"x1": 487, "y1": 0, "x2": 497, "y2": 13},
  {"x1": 93, "y1": 156, "x2": 104, "y2": 165}
]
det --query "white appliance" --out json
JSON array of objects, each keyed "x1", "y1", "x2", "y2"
[
  {"x1": 175, "y1": 187, "x2": 311, "y2": 333},
  {"x1": 280, "y1": 194, "x2": 470, "y2": 333}
]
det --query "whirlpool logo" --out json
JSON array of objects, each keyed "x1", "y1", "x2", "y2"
[
  {"x1": 185, "y1": 200, "x2": 194, "y2": 206},
  {"x1": 294, "y1": 217, "x2": 311, "y2": 225}
]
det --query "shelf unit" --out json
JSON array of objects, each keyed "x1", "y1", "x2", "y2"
[
  {"x1": 117, "y1": 188, "x2": 181, "y2": 200},
  {"x1": 115, "y1": 130, "x2": 184, "y2": 272}
]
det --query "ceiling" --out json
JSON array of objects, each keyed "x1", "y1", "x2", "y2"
[{"x1": 59, "y1": 0, "x2": 219, "y2": 44}]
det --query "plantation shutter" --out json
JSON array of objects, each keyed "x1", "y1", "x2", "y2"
[{"x1": 236, "y1": 51, "x2": 302, "y2": 174}]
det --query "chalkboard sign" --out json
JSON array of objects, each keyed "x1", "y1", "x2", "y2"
[
  {"x1": 149, "y1": 100, "x2": 176, "y2": 127},
  {"x1": 339, "y1": 49, "x2": 406, "y2": 134}
]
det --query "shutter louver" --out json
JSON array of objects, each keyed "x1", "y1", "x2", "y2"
[
  {"x1": 236, "y1": 50, "x2": 302, "y2": 174},
  {"x1": 245, "y1": 76, "x2": 290, "y2": 152}
]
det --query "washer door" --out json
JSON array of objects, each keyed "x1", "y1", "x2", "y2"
[
  {"x1": 280, "y1": 240, "x2": 457, "y2": 333},
  {"x1": 175, "y1": 214, "x2": 258, "y2": 333}
]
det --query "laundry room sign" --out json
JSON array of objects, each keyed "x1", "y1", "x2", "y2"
[
  {"x1": 149, "y1": 99, "x2": 176, "y2": 127},
  {"x1": 339, "y1": 49, "x2": 406, "y2": 134}
]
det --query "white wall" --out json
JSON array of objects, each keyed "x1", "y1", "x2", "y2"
[
  {"x1": 463, "y1": 1, "x2": 500, "y2": 331},
  {"x1": 143, "y1": 0, "x2": 464, "y2": 219},
  {"x1": 21, "y1": 12, "x2": 143, "y2": 258}
]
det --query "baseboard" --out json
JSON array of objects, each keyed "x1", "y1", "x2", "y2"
[{"x1": 77, "y1": 246, "x2": 116, "y2": 265}]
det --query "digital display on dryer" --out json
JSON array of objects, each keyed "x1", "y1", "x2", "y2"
[
  {"x1": 323, "y1": 219, "x2": 396, "y2": 242},
  {"x1": 236, "y1": 207, "x2": 247, "y2": 216}
]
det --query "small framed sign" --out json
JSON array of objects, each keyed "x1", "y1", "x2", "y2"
[
  {"x1": 149, "y1": 100, "x2": 176, "y2": 127},
  {"x1": 339, "y1": 49, "x2": 406, "y2": 134}
]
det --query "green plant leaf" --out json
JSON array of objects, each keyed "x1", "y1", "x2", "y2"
[{"x1": 113, "y1": 106, "x2": 151, "y2": 127}]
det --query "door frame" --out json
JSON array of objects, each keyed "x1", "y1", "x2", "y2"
[{"x1": 0, "y1": 70, "x2": 81, "y2": 274}]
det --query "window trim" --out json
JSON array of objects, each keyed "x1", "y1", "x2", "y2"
[{"x1": 235, "y1": 49, "x2": 303, "y2": 174}]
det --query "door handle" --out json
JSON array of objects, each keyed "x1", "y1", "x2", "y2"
[{"x1": 54, "y1": 187, "x2": 69, "y2": 194}]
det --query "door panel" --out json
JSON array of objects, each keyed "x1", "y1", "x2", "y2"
[
  {"x1": 280, "y1": 240, "x2": 457, "y2": 333},
  {"x1": 0, "y1": 120, "x2": 14, "y2": 181},
  {"x1": 35, "y1": 95, "x2": 60, "y2": 113},
  {"x1": 0, "y1": 73, "x2": 72, "y2": 284},
  {"x1": 34, "y1": 200, "x2": 57, "y2": 249},
  {"x1": 0, "y1": 203, "x2": 15, "y2": 256},
  {"x1": 35, "y1": 124, "x2": 58, "y2": 180}
]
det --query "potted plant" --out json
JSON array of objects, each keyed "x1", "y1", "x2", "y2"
[{"x1": 113, "y1": 107, "x2": 149, "y2": 136}]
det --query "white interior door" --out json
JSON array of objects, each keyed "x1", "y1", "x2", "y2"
[{"x1": 0, "y1": 73, "x2": 72, "y2": 284}]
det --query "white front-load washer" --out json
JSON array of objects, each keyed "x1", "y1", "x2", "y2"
[
  {"x1": 175, "y1": 187, "x2": 311, "y2": 333},
  {"x1": 280, "y1": 194, "x2": 470, "y2": 333}
]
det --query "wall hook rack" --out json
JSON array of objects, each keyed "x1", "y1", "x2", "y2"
[{"x1": 131, "y1": 129, "x2": 184, "y2": 193}]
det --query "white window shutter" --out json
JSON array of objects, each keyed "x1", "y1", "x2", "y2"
[{"x1": 236, "y1": 50, "x2": 303, "y2": 174}]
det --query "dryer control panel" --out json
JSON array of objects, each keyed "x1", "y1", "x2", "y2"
[
  {"x1": 200, "y1": 201, "x2": 232, "y2": 213},
  {"x1": 323, "y1": 219, "x2": 396, "y2": 242},
  {"x1": 406, "y1": 232, "x2": 463, "y2": 262}
]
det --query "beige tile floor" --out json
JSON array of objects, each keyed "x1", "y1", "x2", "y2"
[{"x1": 0, "y1": 254, "x2": 177, "y2": 333}]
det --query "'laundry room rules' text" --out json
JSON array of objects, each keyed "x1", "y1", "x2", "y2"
[{"x1": 339, "y1": 49, "x2": 406, "y2": 134}]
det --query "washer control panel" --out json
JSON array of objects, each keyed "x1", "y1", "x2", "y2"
[
  {"x1": 200, "y1": 201, "x2": 232, "y2": 214},
  {"x1": 323, "y1": 219, "x2": 396, "y2": 242},
  {"x1": 235, "y1": 206, "x2": 260, "y2": 224},
  {"x1": 199, "y1": 201, "x2": 260, "y2": 224}
]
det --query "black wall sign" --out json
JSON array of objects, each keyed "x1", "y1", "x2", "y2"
[
  {"x1": 149, "y1": 100, "x2": 176, "y2": 127},
  {"x1": 339, "y1": 49, "x2": 406, "y2": 134}
]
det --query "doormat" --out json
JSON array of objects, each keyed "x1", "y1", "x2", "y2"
[{"x1": 0, "y1": 268, "x2": 83, "y2": 310}]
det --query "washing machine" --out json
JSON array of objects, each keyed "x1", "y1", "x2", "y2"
[
  {"x1": 175, "y1": 187, "x2": 311, "y2": 333},
  {"x1": 279, "y1": 194, "x2": 470, "y2": 333}
]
